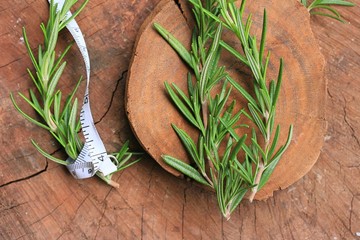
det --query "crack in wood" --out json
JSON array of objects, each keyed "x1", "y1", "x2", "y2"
[
  {"x1": 327, "y1": 88, "x2": 334, "y2": 99},
  {"x1": 55, "y1": 229, "x2": 71, "y2": 240},
  {"x1": 348, "y1": 194, "x2": 360, "y2": 236},
  {"x1": 181, "y1": 185, "x2": 189, "y2": 239},
  {"x1": 89, "y1": 0, "x2": 107, "y2": 10},
  {"x1": 343, "y1": 95, "x2": 360, "y2": 147},
  {"x1": 95, "y1": 69, "x2": 128, "y2": 125},
  {"x1": 221, "y1": 216, "x2": 224, "y2": 239},
  {"x1": 174, "y1": 0, "x2": 183, "y2": 14},
  {"x1": 328, "y1": 199, "x2": 354, "y2": 236},
  {"x1": 0, "y1": 145, "x2": 64, "y2": 188},
  {"x1": 54, "y1": 195, "x2": 89, "y2": 238},
  {"x1": 14, "y1": 232, "x2": 33, "y2": 240},
  {"x1": 174, "y1": 0, "x2": 189, "y2": 27},
  {"x1": 181, "y1": 203, "x2": 184, "y2": 240},
  {"x1": 30, "y1": 197, "x2": 68, "y2": 226},
  {"x1": 183, "y1": 186, "x2": 188, "y2": 204},
  {"x1": 348, "y1": 164, "x2": 360, "y2": 169},
  {"x1": 73, "y1": 194, "x2": 89, "y2": 217},
  {"x1": 1, "y1": 201, "x2": 28, "y2": 212},
  {"x1": 288, "y1": 221, "x2": 296, "y2": 240},
  {"x1": 0, "y1": 159, "x2": 48, "y2": 188},
  {"x1": 93, "y1": 186, "x2": 113, "y2": 239},
  {"x1": 254, "y1": 206, "x2": 258, "y2": 236},
  {"x1": 0, "y1": 57, "x2": 22, "y2": 68},
  {"x1": 94, "y1": 203, "x2": 107, "y2": 240},
  {"x1": 141, "y1": 205, "x2": 144, "y2": 240},
  {"x1": 238, "y1": 206, "x2": 243, "y2": 240}
]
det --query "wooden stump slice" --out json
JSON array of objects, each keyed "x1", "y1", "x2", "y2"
[{"x1": 126, "y1": 0, "x2": 327, "y2": 200}]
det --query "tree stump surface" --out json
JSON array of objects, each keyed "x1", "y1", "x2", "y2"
[
  {"x1": 0, "y1": 0, "x2": 359, "y2": 239},
  {"x1": 126, "y1": 0, "x2": 326, "y2": 200}
]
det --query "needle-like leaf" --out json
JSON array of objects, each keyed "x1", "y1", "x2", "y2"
[{"x1": 162, "y1": 155, "x2": 211, "y2": 186}]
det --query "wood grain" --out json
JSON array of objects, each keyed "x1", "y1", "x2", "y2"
[
  {"x1": 0, "y1": 0, "x2": 359, "y2": 239},
  {"x1": 126, "y1": 0, "x2": 327, "y2": 199}
]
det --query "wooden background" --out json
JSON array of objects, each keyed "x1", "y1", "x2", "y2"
[{"x1": 0, "y1": 0, "x2": 359, "y2": 239}]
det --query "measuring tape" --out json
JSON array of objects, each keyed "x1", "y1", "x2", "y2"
[{"x1": 50, "y1": 0, "x2": 117, "y2": 179}]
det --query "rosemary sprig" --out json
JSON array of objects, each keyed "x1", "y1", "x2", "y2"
[
  {"x1": 155, "y1": 0, "x2": 293, "y2": 218},
  {"x1": 300, "y1": 0, "x2": 355, "y2": 22},
  {"x1": 11, "y1": 0, "x2": 140, "y2": 187},
  {"x1": 156, "y1": 0, "x2": 252, "y2": 219},
  {"x1": 211, "y1": 0, "x2": 293, "y2": 202}
]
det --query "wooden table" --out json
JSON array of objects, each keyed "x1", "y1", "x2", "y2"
[{"x1": 0, "y1": 0, "x2": 359, "y2": 239}]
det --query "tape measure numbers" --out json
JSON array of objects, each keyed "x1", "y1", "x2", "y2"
[{"x1": 51, "y1": 0, "x2": 117, "y2": 179}]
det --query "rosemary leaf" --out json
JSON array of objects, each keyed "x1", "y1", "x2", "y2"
[
  {"x1": 162, "y1": 155, "x2": 211, "y2": 186},
  {"x1": 153, "y1": 23, "x2": 193, "y2": 68}
]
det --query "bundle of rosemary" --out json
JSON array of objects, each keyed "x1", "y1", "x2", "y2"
[
  {"x1": 155, "y1": 0, "x2": 293, "y2": 219},
  {"x1": 11, "y1": 0, "x2": 139, "y2": 187}
]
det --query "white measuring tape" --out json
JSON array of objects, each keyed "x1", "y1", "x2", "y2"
[{"x1": 50, "y1": 0, "x2": 117, "y2": 179}]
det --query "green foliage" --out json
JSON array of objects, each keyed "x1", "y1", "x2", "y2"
[
  {"x1": 155, "y1": 0, "x2": 293, "y2": 218},
  {"x1": 11, "y1": 0, "x2": 139, "y2": 186},
  {"x1": 11, "y1": 0, "x2": 88, "y2": 162}
]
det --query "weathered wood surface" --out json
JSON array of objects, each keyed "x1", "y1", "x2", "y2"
[
  {"x1": 126, "y1": 0, "x2": 326, "y2": 200},
  {"x1": 0, "y1": 0, "x2": 359, "y2": 239}
]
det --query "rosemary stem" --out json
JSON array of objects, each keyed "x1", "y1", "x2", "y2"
[
  {"x1": 203, "y1": 172, "x2": 214, "y2": 187},
  {"x1": 248, "y1": 162, "x2": 265, "y2": 202},
  {"x1": 265, "y1": 110, "x2": 271, "y2": 147},
  {"x1": 107, "y1": 179, "x2": 120, "y2": 188},
  {"x1": 249, "y1": 109, "x2": 271, "y2": 202},
  {"x1": 202, "y1": 100, "x2": 208, "y2": 129},
  {"x1": 207, "y1": 155, "x2": 217, "y2": 185},
  {"x1": 45, "y1": 107, "x2": 57, "y2": 131},
  {"x1": 96, "y1": 172, "x2": 120, "y2": 188},
  {"x1": 202, "y1": 98, "x2": 218, "y2": 186},
  {"x1": 225, "y1": 199, "x2": 232, "y2": 220}
]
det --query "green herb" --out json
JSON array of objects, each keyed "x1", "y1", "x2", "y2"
[
  {"x1": 155, "y1": 0, "x2": 292, "y2": 219},
  {"x1": 209, "y1": 0, "x2": 293, "y2": 202},
  {"x1": 300, "y1": 0, "x2": 355, "y2": 22},
  {"x1": 11, "y1": 0, "x2": 140, "y2": 187}
]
